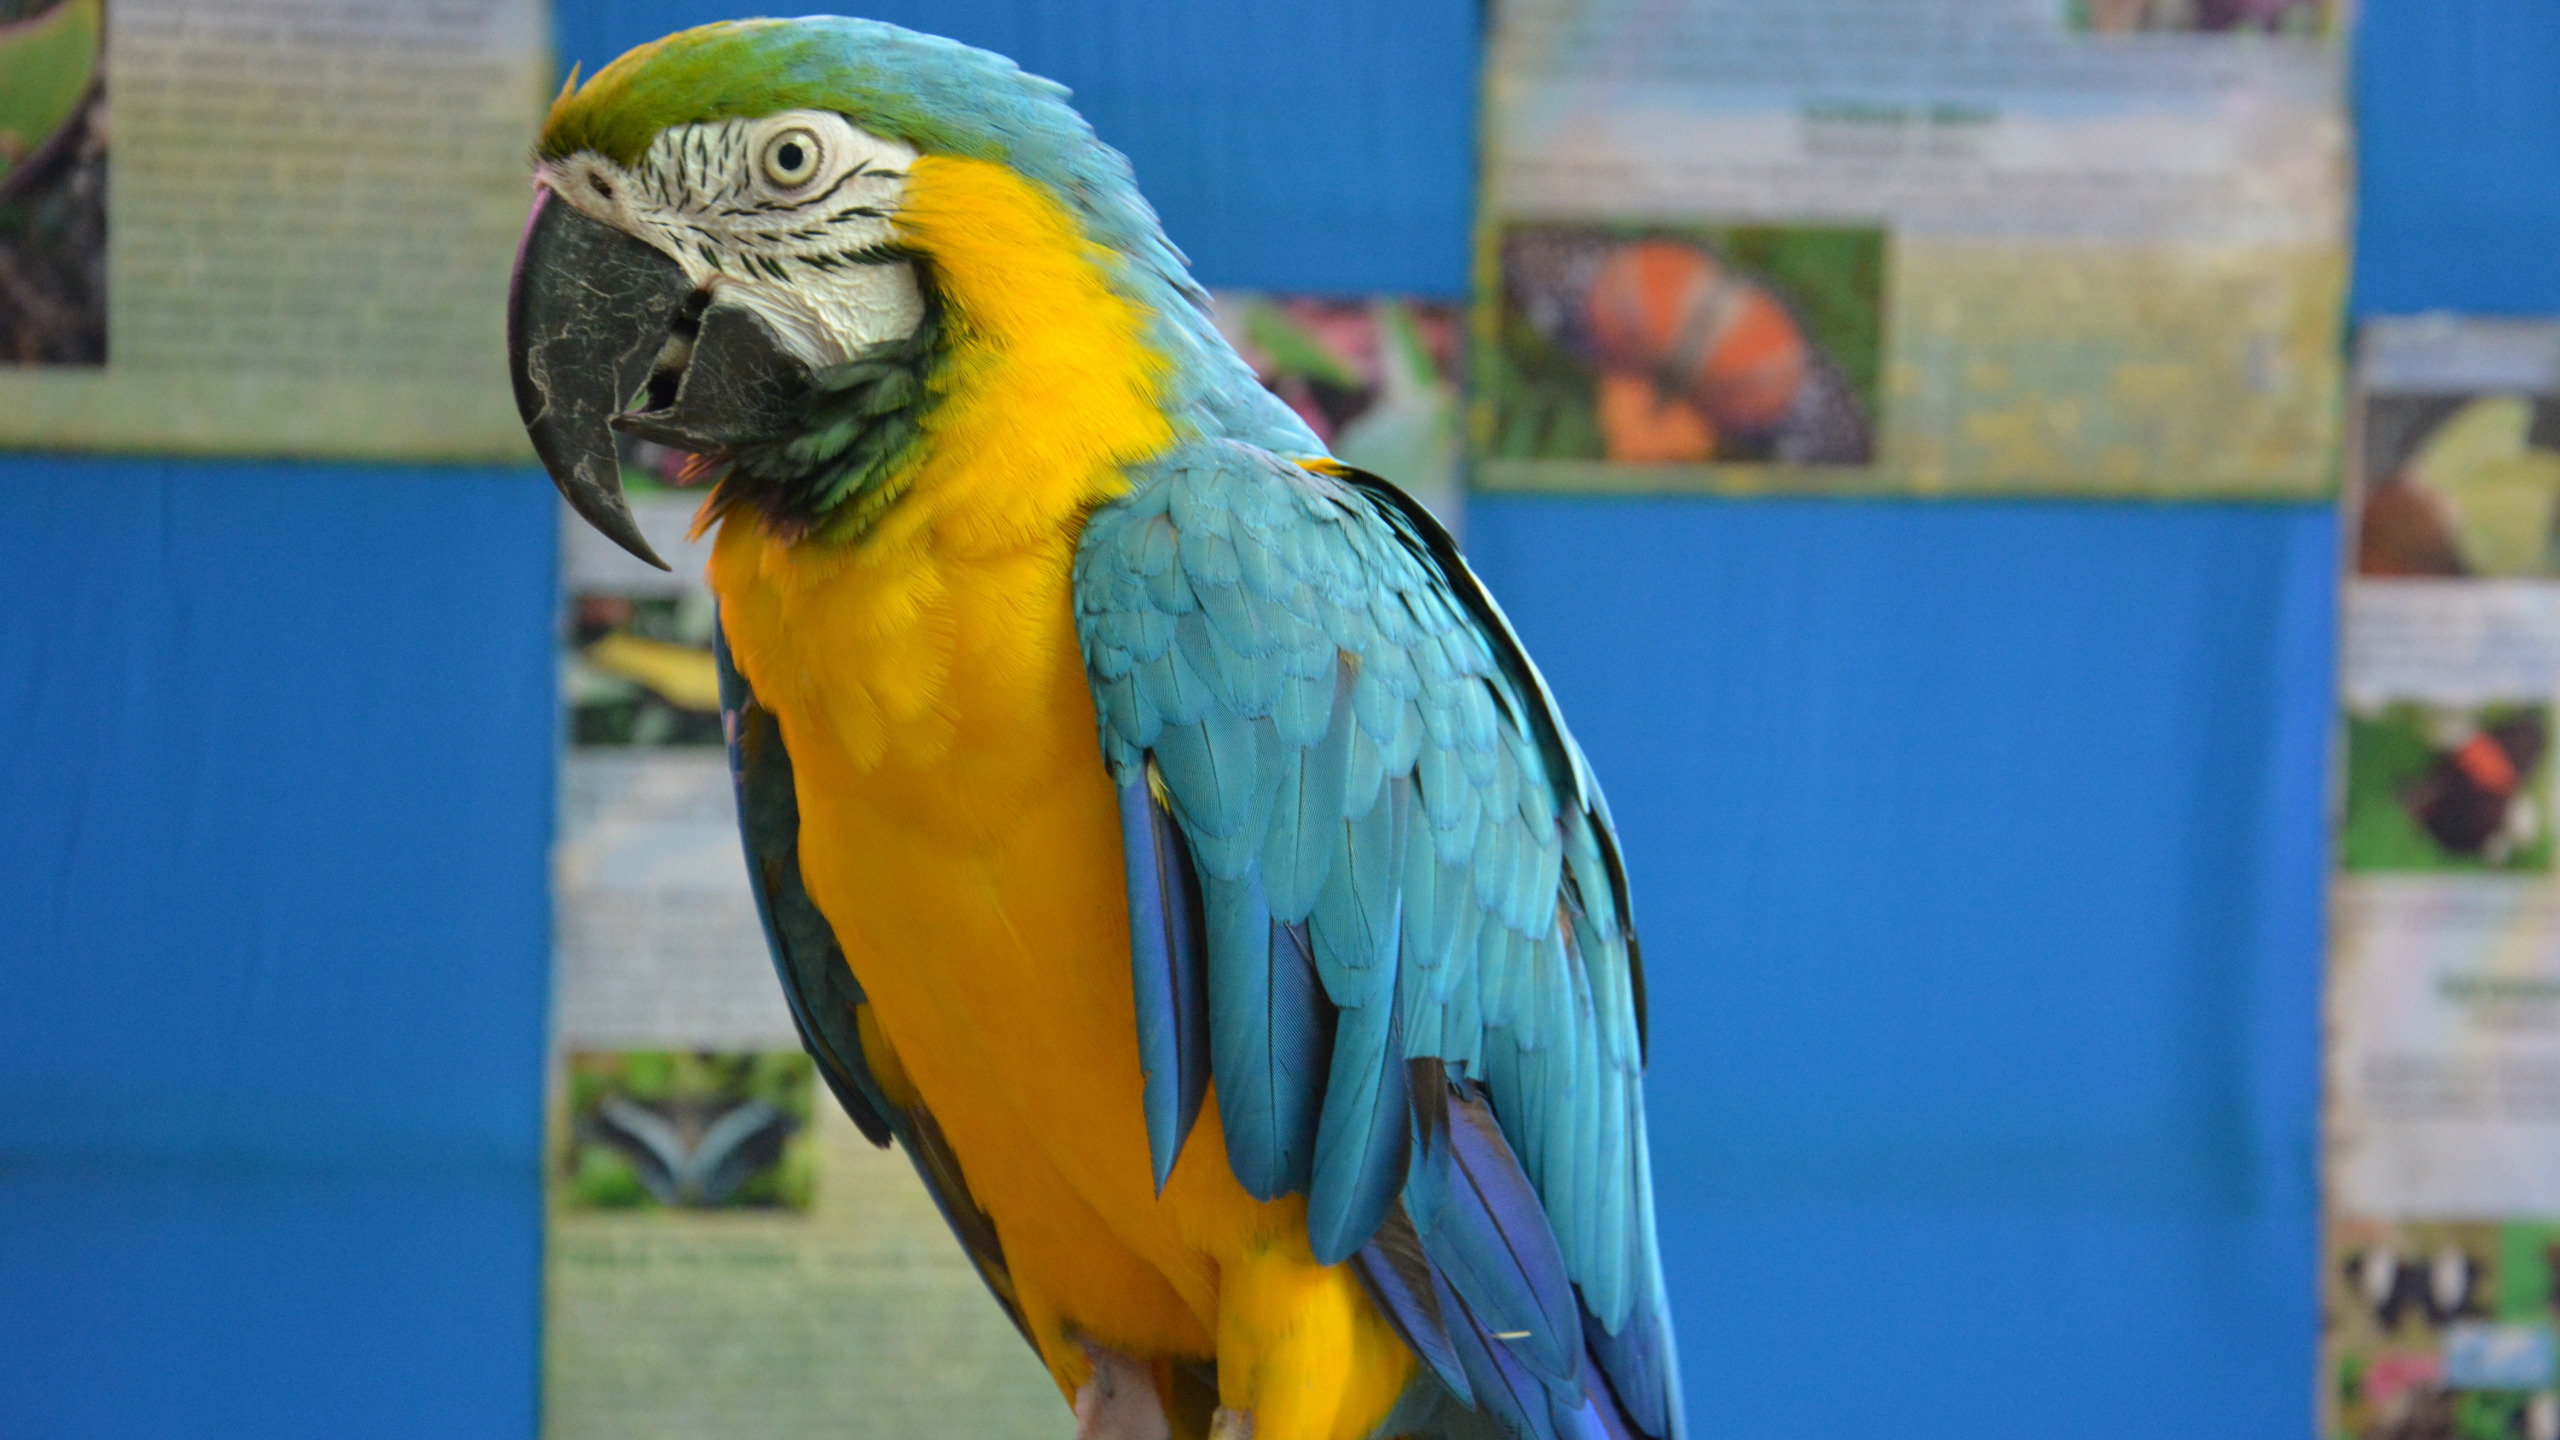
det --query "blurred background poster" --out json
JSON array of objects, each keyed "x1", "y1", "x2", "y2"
[
  {"x1": 2325, "y1": 317, "x2": 2560, "y2": 1440},
  {"x1": 0, "y1": 0, "x2": 543, "y2": 458},
  {"x1": 545, "y1": 497, "x2": 1059, "y2": 1440},
  {"x1": 1475, "y1": 0, "x2": 2349, "y2": 497}
]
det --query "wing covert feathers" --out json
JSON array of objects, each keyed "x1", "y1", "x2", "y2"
[{"x1": 1078, "y1": 442, "x2": 1681, "y2": 1440}]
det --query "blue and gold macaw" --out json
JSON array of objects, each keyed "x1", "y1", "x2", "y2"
[{"x1": 507, "y1": 19, "x2": 1680, "y2": 1440}]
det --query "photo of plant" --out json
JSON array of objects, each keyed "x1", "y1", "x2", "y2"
[
  {"x1": 2341, "y1": 701, "x2": 2555, "y2": 873},
  {"x1": 565, "y1": 591, "x2": 724, "y2": 747},
  {"x1": 0, "y1": 0, "x2": 105, "y2": 365},
  {"x1": 561, "y1": 1050, "x2": 816, "y2": 1213},
  {"x1": 1483, "y1": 222, "x2": 1882, "y2": 467}
]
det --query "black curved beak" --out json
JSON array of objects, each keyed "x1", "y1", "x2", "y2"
[
  {"x1": 507, "y1": 187, "x2": 692, "y2": 571},
  {"x1": 507, "y1": 187, "x2": 817, "y2": 570}
]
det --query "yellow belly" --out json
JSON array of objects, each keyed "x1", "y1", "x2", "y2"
[{"x1": 709, "y1": 514, "x2": 1414, "y2": 1440}]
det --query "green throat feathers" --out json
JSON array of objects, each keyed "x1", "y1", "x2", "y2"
[{"x1": 686, "y1": 292, "x2": 947, "y2": 543}]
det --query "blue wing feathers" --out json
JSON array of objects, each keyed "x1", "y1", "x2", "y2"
[
  {"x1": 1154, "y1": 708, "x2": 1263, "y2": 864},
  {"x1": 1439, "y1": 941, "x2": 1485, "y2": 1077},
  {"x1": 1121, "y1": 775, "x2": 1211, "y2": 1193},
  {"x1": 1344, "y1": 719, "x2": 1393, "y2": 830},
  {"x1": 1564, "y1": 1041, "x2": 1604, "y2": 1319},
  {"x1": 1271, "y1": 667, "x2": 1335, "y2": 748},
  {"x1": 1261, "y1": 750, "x2": 1335, "y2": 922},
  {"x1": 1318, "y1": 777, "x2": 1403, "y2": 972},
  {"x1": 1431, "y1": 1264, "x2": 1557, "y2": 1440},
  {"x1": 1121, "y1": 775, "x2": 1188, "y2": 1183},
  {"x1": 1134, "y1": 646, "x2": 1201, "y2": 726},
  {"x1": 1306, "y1": 990, "x2": 1410, "y2": 1265},
  {"x1": 1598, "y1": 1086, "x2": 1637, "y2": 1328},
  {"x1": 1476, "y1": 920, "x2": 1522, "y2": 1033},
  {"x1": 1262, "y1": 673, "x2": 1354, "y2": 921},
  {"x1": 1142, "y1": 542, "x2": 1193, "y2": 615},
  {"x1": 1078, "y1": 443, "x2": 1681, "y2": 1439},
  {"x1": 1584, "y1": 1303, "x2": 1665, "y2": 1440},
  {"x1": 1502, "y1": 1037, "x2": 1550, "y2": 1188},
  {"x1": 1184, "y1": 524, "x2": 1244, "y2": 587},
  {"x1": 1353, "y1": 1208, "x2": 1474, "y2": 1407},
  {"x1": 1207, "y1": 879, "x2": 1331, "y2": 1200},
  {"x1": 1417, "y1": 1087, "x2": 1579, "y2": 1387}
]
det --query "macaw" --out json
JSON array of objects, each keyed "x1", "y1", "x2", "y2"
[{"x1": 506, "y1": 19, "x2": 1681, "y2": 1440}]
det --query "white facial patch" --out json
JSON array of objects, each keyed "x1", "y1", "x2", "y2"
[{"x1": 538, "y1": 110, "x2": 926, "y2": 368}]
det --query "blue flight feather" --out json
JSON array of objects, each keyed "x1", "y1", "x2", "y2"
[
  {"x1": 1412, "y1": 1085, "x2": 1580, "y2": 1387},
  {"x1": 1584, "y1": 1296, "x2": 1669, "y2": 1440},
  {"x1": 1119, "y1": 775, "x2": 1209, "y2": 1193},
  {"x1": 1206, "y1": 876, "x2": 1330, "y2": 1200},
  {"x1": 1306, "y1": 989, "x2": 1409, "y2": 1265},
  {"x1": 1351, "y1": 1207, "x2": 1473, "y2": 1407},
  {"x1": 1259, "y1": 734, "x2": 1344, "y2": 923},
  {"x1": 1431, "y1": 1261, "x2": 1560, "y2": 1440}
]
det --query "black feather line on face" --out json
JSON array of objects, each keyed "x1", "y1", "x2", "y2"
[
  {"x1": 789, "y1": 166, "x2": 867, "y2": 214},
  {"x1": 699, "y1": 265, "x2": 946, "y2": 544}
]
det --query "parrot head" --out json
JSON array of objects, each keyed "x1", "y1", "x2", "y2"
[{"x1": 509, "y1": 17, "x2": 1297, "y2": 567}]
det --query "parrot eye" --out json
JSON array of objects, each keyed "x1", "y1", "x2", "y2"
[{"x1": 761, "y1": 128, "x2": 822, "y2": 189}]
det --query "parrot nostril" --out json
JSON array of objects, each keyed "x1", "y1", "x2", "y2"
[
  {"x1": 635, "y1": 290, "x2": 715, "y2": 414},
  {"x1": 666, "y1": 289, "x2": 710, "y2": 339},
  {"x1": 641, "y1": 337, "x2": 692, "y2": 412}
]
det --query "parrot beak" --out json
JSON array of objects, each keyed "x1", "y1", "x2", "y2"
[
  {"x1": 508, "y1": 186, "x2": 819, "y2": 570},
  {"x1": 507, "y1": 186, "x2": 694, "y2": 571}
]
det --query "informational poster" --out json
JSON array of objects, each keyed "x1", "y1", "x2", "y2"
[
  {"x1": 1474, "y1": 0, "x2": 2351, "y2": 498},
  {"x1": 544, "y1": 490, "x2": 1059, "y2": 1440},
  {"x1": 0, "y1": 0, "x2": 544, "y2": 458},
  {"x1": 2324, "y1": 317, "x2": 2560, "y2": 1440}
]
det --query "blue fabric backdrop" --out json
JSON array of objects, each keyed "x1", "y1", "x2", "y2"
[{"x1": 0, "y1": 0, "x2": 2543, "y2": 1435}]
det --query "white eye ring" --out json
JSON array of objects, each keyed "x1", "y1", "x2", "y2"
[{"x1": 761, "y1": 128, "x2": 822, "y2": 189}]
